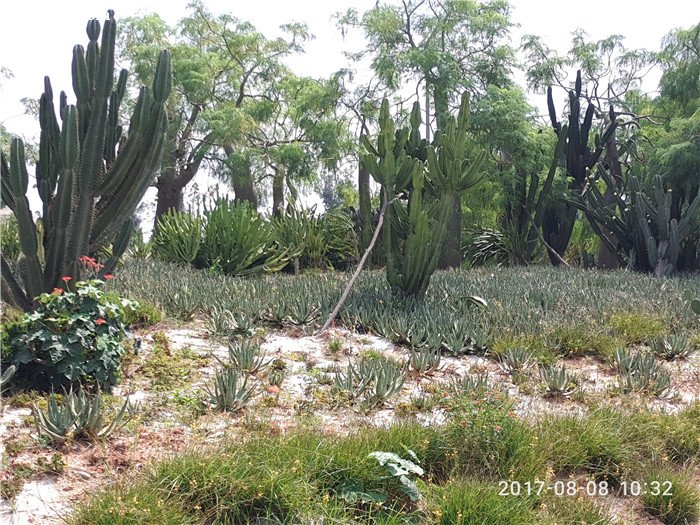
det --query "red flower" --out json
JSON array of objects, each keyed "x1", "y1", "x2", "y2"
[
  {"x1": 103, "y1": 274, "x2": 114, "y2": 280},
  {"x1": 61, "y1": 276, "x2": 72, "y2": 283},
  {"x1": 95, "y1": 318, "x2": 107, "y2": 325},
  {"x1": 52, "y1": 288, "x2": 64, "y2": 295},
  {"x1": 79, "y1": 255, "x2": 96, "y2": 264}
]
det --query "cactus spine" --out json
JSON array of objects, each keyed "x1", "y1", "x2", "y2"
[
  {"x1": 361, "y1": 94, "x2": 486, "y2": 297},
  {"x1": 1, "y1": 11, "x2": 172, "y2": 310}
]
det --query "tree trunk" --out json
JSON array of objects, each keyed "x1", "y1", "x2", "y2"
[
  {"x1": 358, "y1": 158, "x2": 372, "y2": 254},
  {"x1": 224, "y1": 145, "x2": 258, "y2": 209},
  {"x1": 272, "y1": 168, "x2": 285, "y2": 217},
  {"x1": 154, "y1": 176, "x2": 185, "y2": 227}
]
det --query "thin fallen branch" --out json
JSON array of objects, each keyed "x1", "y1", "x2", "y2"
[
  {"x1": 527, "y1": 212, "x2": 571, "y2": 268},
  {"x1": 317, "y1": 193, "x2": 390, "y2": 334}
]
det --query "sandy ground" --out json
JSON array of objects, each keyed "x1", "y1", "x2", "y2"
[{"x1": 1, "y1": 323, "x2": 697, "y2": 524}]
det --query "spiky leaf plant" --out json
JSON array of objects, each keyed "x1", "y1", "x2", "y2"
[{"x1": 202, "y1": 368, "x2": 254, "y2": 412}]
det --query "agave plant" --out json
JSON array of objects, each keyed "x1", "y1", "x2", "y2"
[
  {"x1": 539, "y1": 364, "x2": 579, "y2": 397},
  {"x1": 361, "y1": 359, "x2": 407, "y2": 410},
  {"x1": 151, "y1": 210, "x2": 202, "y2": 265},
  {"x1": 226, "y1": 340, "x2": 270, "y2": 374},
  {"x1": 408, "y1": 347, "x2": 442, "y2": 374},
  {"x1": 615, "y1": 348, "x2": 672, "y2": 397},
  {"x1": 0, "y1": 365, "x2": 15, "y2": 394},
  {"x1": 498, "y1": 348, "x2": 532, "y2": 374},
  {"x1": 202, "y1": 368, "x2": 254, "y2": 412},
  {"x1": 650, "y1": 334, "x2": 693, "y2": 360},
  {"x1": 447, "y1": 372, "x2": 490, "y2": 398},
  {"x1": 66, "y1": 387, "x2": 132, "y2": 439},
  {"x1": 32, "y1": 387, "x2": 133, "y2": 445}
]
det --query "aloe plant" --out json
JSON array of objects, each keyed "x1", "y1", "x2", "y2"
[
  {"x1": 615, "y1": 348, "x2": 672, "y2": 397},
  {"x1": 202, "y1": 368, "x2": 254, "y2": 412},
  {"x1": 151, "y1": 210, "x2": 202, "y2": 265},
  {"x1": 1, "y1": 11, "x2": 172, "y2": 310},
  {"x1": 539, "y1": 363, "x2": 579, "y2": 397},
  {"x1": 408, "y1": 347, "x2": 442, "y2": 373},
  {"x1": 226, "y1": 340, "x2": 270, "y2": 374},
  {"x1": 32, "y1": 387, "x2": 133, "y2": 445}
]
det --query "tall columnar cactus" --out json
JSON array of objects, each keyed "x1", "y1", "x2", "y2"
[
  {"x1": 544, "y1": 70, "x2": 618, "y2": 265},
  {"x1": 361, "y1": 94, "x2": 486, "y2": 297},
  {"x1": 577, "y1": 171, "x2": 700, "y2": 276},
  {"x1": 1, "y1": 11, "x2": 171, "y2": 310}
]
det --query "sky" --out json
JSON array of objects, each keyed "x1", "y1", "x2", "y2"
[{"x1": 1, "y1": 0, "x2": 699, "y2": 232}]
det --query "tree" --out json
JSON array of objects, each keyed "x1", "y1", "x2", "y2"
[
  {"x1": 337, "y1": 0, "x2": 515, "y2": 267},
  {"x1": 120, "y1": 2, "x2": 347, "y2": 225}
]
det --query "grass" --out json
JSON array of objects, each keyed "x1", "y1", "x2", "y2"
[
  {"x1": 107, "y1": 261, "x2": 700, "y2": 356},
  {"x1": 68, "y1": 401, "x2": 700, "y2": 524},
  {"x1": 642, "y1": 469, "x2": 700, "y2": 525}
]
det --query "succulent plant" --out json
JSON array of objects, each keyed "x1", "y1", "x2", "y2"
[
  {"x1": 0, "y1": 365, "x2": 15, "y2": 394},
  {"x1": 1, "y1": 11, "x2": 172, "y2": 310},
  {"x1": 498, "y1": 347, "x2": 532, "y2": 374},
  {"x1": 447, "y1": 372, "x2": 490, "y2": 398},
  {"x1": 202, "y1": 368, "x2": 254, "y2": 412},
  {"x1": 615, "y1": 348, "x2": 672, "y2": 397},
  {"x1": 650, "y1": 334, "x2": 693, "y2": 360},
  {"x1": 361, "y1": 94, "x2": 486, "y2": 297},
  {"x1": 409, "y1": 347, "x2": 442, "y2": 374},
  {"x1": 226, "y1": 340, "x2": 270, "y2": 374},
  {"x1": 32, "y1": 387, "x2": 133, "y2": 444},
  {"x1": 539, "y1": 363, "x2": 579, "y2": 397}
]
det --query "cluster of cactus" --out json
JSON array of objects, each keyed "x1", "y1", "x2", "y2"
[
  {"x1": 579, "y1": 172, "x2": 700, "y2": 276},
  {"x1": 1, "y1": 11, "x2": 172, "y2": 310},
  {"x1": 201, "y1": 368, "x2": 254, "y2": 412},
  {"x1": 32, "y1": 387, "x2": 133, "y2": 445},
  {"x1": 544, "y1": 70, "x2": 618, "y2": 264},
  {"x1": 539, "y1": 363, "x2": 579, "y2": 397},
  {"x1": 615, "y1": 348, "x2": 672, "y2": 397},
  {"x1": 361, "y1": 94, "x2": 486, "y2": 297}
]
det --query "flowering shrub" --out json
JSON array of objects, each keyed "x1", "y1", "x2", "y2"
[{"x1": 6, "y1": 278, "x2": 138, "y2": 391}]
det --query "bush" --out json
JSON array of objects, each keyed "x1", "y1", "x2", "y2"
[
  {"x1": 200, "y1": 199, "x2": 290, "y2": 275},
  {"x1": 120, "y1": 299, "x2": 162, "y2": 328},
  {"x1": 7, "y1": 279, "x2": 137, "y2": 391},
  {"x1": 0, "y1": 216, "x2": 21, "y2": 262}
]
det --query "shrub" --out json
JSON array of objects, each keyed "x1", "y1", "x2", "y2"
[
  {"x1": 607, "y1": 312, "x2": 665, "y2": 344},
  {"x1": 200, "y1": 198, "x2": 290, "y2": 275},
  {"x1": 7, "y1": 279, "x2": 137, "y2": 391},
  {"x1": 0, "y1": 216, "x2": 21, "y2": 262},
  {"x1": 120, "y1": 299, "x2": 162, "y2": 328}
]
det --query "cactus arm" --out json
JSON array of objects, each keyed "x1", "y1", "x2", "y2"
[{"x1": 98, "y1": 218, "x2": 132, "y2": 277}]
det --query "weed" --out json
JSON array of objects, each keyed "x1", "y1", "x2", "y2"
[
  {"x1": 642, "y1": 469, "x2": 700, "y2": 525},
  {"x1": 608, "y1": 312, "x2": 665, "y2": 345}
]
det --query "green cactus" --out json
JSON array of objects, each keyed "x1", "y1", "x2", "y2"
[
  {"x1": 577, "y1": 172, "x2": 700, "y2": 276},
  {"x1": 361, "y1": 94, "x2": 486, "y2": 297},
  {"x1": 1, "y1": 11, "x2": 171, "y2": 310},
  {"x1": 544, "y1": 70, "x2": 618, "y2": 265}
]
